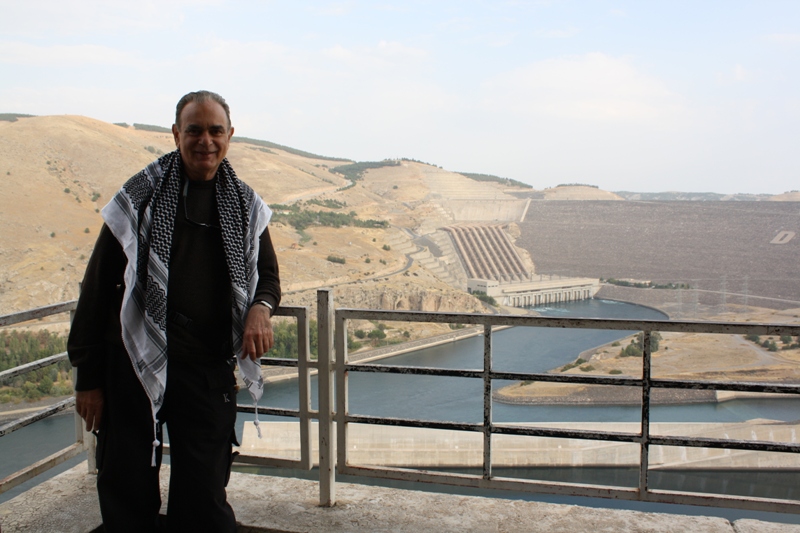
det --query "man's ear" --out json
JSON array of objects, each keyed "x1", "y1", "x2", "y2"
[
  {"x1": 172, "y1": 124, "x2": 180, "y2": 147},
  {"x1": 228, "y1": 126, "x2": 235, "y2": 140}
]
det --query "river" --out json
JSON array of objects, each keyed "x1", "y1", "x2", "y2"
[{"x1": 3, "y1": 299, "x2": 800, "y2": 524}]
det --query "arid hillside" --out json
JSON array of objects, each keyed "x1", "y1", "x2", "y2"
[{"x1": 0, "y1": 115, "x2": 524, "y2": 314}]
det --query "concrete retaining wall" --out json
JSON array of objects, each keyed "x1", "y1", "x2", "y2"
[{"x1": 241, "y1": 420, "x2": 800, "y2": 469}]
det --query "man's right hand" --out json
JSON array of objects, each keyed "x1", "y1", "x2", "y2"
[{"x1": 76, "y1": 388, "x2": 104, "y2": 432}]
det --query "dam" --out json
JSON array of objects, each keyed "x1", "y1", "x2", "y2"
[{"x1": 440, "y1": 224, "x2": 600, "y2": 306}]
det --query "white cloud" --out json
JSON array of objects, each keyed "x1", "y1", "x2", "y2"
[
  {"x1": 186, "y1": 39, "x2": 293, "y2": 69},
  {"x1": 0, "y1": 41, "x2": 145, "y2": 67},
  {"x1": 322, "y1": 40, "x2": 429, "y2": 70},
  {"x1": 0, "y1": 0, "x2": 219, "y2": 37},
  {"x1": 481, "y1": 53, "x2": 682, "y2": 121}
]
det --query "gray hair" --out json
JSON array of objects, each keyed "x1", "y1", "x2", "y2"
[{"x1": 175, "y1": 90, "x2": 231, "y2": 128}]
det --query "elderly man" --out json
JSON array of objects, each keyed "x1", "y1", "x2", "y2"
[{"x1": 68, "y1": 90, "x2": 280, "y2": 532}]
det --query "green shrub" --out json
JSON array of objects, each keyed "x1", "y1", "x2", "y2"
[{"x1": 367, "y1": 329, "x2": 386, "y2": 340}]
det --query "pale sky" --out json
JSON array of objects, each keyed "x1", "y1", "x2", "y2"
[{"x1": 2, "y1": 1, "x2": 799, "y2": 194}]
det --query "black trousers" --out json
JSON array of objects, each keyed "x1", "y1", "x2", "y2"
[{"x1": 96, "y1": 344, "x2": 238, "y2": 533}]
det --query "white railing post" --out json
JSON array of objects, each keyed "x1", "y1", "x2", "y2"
[
  {"x1": 638, "y1": 330, "x2": 652, "y2": 498},
  {"x1": 317, "y1": 289, "x2": 336, "y2": 506}
]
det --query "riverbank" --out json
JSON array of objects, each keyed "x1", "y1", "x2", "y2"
[
  {"x1": 493, "y1": 384, "x2": 716, "y2": 406},
  {"x1": 0, "y1": 395, "x2": 73, "y2": 423},
  {"x1": 260, "y1": 324, "x2": 513, "y2": 385},
  {"x1": 494, "y1": 303, "x2": 800, "y2": 406}
]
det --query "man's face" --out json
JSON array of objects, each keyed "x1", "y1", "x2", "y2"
[{"x1": 172, "y1": 100, "x2": 234, "y2": 181}]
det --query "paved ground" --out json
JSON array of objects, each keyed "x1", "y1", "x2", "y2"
[{"x1": 2, "y1": 463, "x2": 800, "y2": 533}]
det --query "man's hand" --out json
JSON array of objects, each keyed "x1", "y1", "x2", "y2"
[
  {"x1": 242, "y1": 304, "x2": 274, "y2": 362},
  {"x1": 76, "y1": 388, "x2": 104, "y2": 432}
]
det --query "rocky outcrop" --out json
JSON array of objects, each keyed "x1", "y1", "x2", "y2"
[
  {"x1": 339, "y1": 283, "x2": 482, "y2": 312},
  {"x1": 284, "y1": 280, "x2": 485, "y2": 315}
]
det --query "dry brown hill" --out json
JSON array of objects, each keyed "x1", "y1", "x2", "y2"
[
  {"x1": 539, "y1": 186, "x2": 623, "y2": 201},
  {"x1": 0, "y1": 115, "x2": 525, "y2": 315}
]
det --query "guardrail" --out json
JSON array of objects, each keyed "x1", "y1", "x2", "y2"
[
  {"x1": 318, "y1": 289, "x2": 800, "y2": 514},
  {"x1": 0, "y1": 302, "x2": 314, "y2": 496},
  {"x1": 3, "y1": 291, "x2": 800, "y2": 517},
  {"x1": 0, "y1": 301, "x2": 84, "y2": 496}
]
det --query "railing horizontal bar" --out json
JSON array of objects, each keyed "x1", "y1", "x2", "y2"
[
  {"x1": 347, "y1": 414, "x2": 484, "y2": 433},
  {"x1": 0, "y1": 301, "x2": 77, "y2": 327},
  {"x1": 343, "y1": 366, "x2": 800, "y2": 396},
  {"x1": 643, "y1": 488, "x2": 800, "y2": 514},
  {"x1": 492, "y1": 371, "x2": 642, "y2": 387},
  {"x1": 236, "y1": 405, "x2": 300, "y2": 418},
  {"x1": 340, "y1": 465, "x2": 800, "y2": 513},
  {"x1": 346, "y1": 363, "x2": 483, "y2": 379},
  {"x1": 493, "y1": 424, "x2": 641, "y2": 443},
  {"x1": 340, "y1": 464, "x2": 642, "y2": 500},
  {"x1": 651, "y1": 379, "x2": 800, "y2": 394},
  {"x1": 336, "y1": 308, "x2": 800, "y2": 336},
  {"x1": 0, "y1": 352, "x2": 69, "y2": 385},
  {"x1": 0, "y1": 397, "x2": 75, "y2": 438},
  {"x1": 649, "y1": 435, "x2": 800, "y2": 453},
  {"x1": 272, "y1": 306, "x2": 306, "y2": 318},
  {"x1": 259, "y1": 357, "x2": 299, "y2": 368},
  {"x1": 233, "y1": 454, "x2": 312, "y2": 470},
  {"x1": 0, "y1": 442, "x2": 83, "y2": 496}
]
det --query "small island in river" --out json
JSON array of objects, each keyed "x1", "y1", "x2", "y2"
[{"x1": 494, "y1": 305, "x2": 800, "y2": 406}]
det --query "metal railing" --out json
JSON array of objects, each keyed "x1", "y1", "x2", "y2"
[
  {"x1": 3, "y1": 291, "x2": 800, "y2": 516},
  {"x1": 0, "y1": 301, "x2": 85, "y2": 496},
  {"x1": 0, "y1": 302, "x2": 314, "y2": 495},
  {"x1": 318, "y1": 289, "x2": 800, "y2": 513}
]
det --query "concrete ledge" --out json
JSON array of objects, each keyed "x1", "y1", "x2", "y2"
[{"x1": 3, "y1": 462, "x2": 800, "y2": 533}]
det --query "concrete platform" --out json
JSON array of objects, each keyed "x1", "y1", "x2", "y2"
[{"x1": 2, "y1": 463, "x2": 800, "y2": 533}]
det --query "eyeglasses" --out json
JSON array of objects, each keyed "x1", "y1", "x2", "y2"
[{"x1": 182, "y1": 180, "x2": 220, "y2": 229}]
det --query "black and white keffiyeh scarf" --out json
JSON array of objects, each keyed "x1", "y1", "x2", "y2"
[{"x1": 102, "y1": 150, "x2": 271, "y2": 464}]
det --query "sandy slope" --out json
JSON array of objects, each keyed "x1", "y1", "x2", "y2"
[{"x1": 0, "y1": 115, "x2": 517, "y2": 314}]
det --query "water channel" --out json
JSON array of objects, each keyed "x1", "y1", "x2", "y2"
[{"x1": 3, "y1": 299, "x2": 800, "y2": 523}]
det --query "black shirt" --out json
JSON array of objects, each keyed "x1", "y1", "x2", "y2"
[{"x1": 67, "y1": 180, "x2": 281, "y2": 390}]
